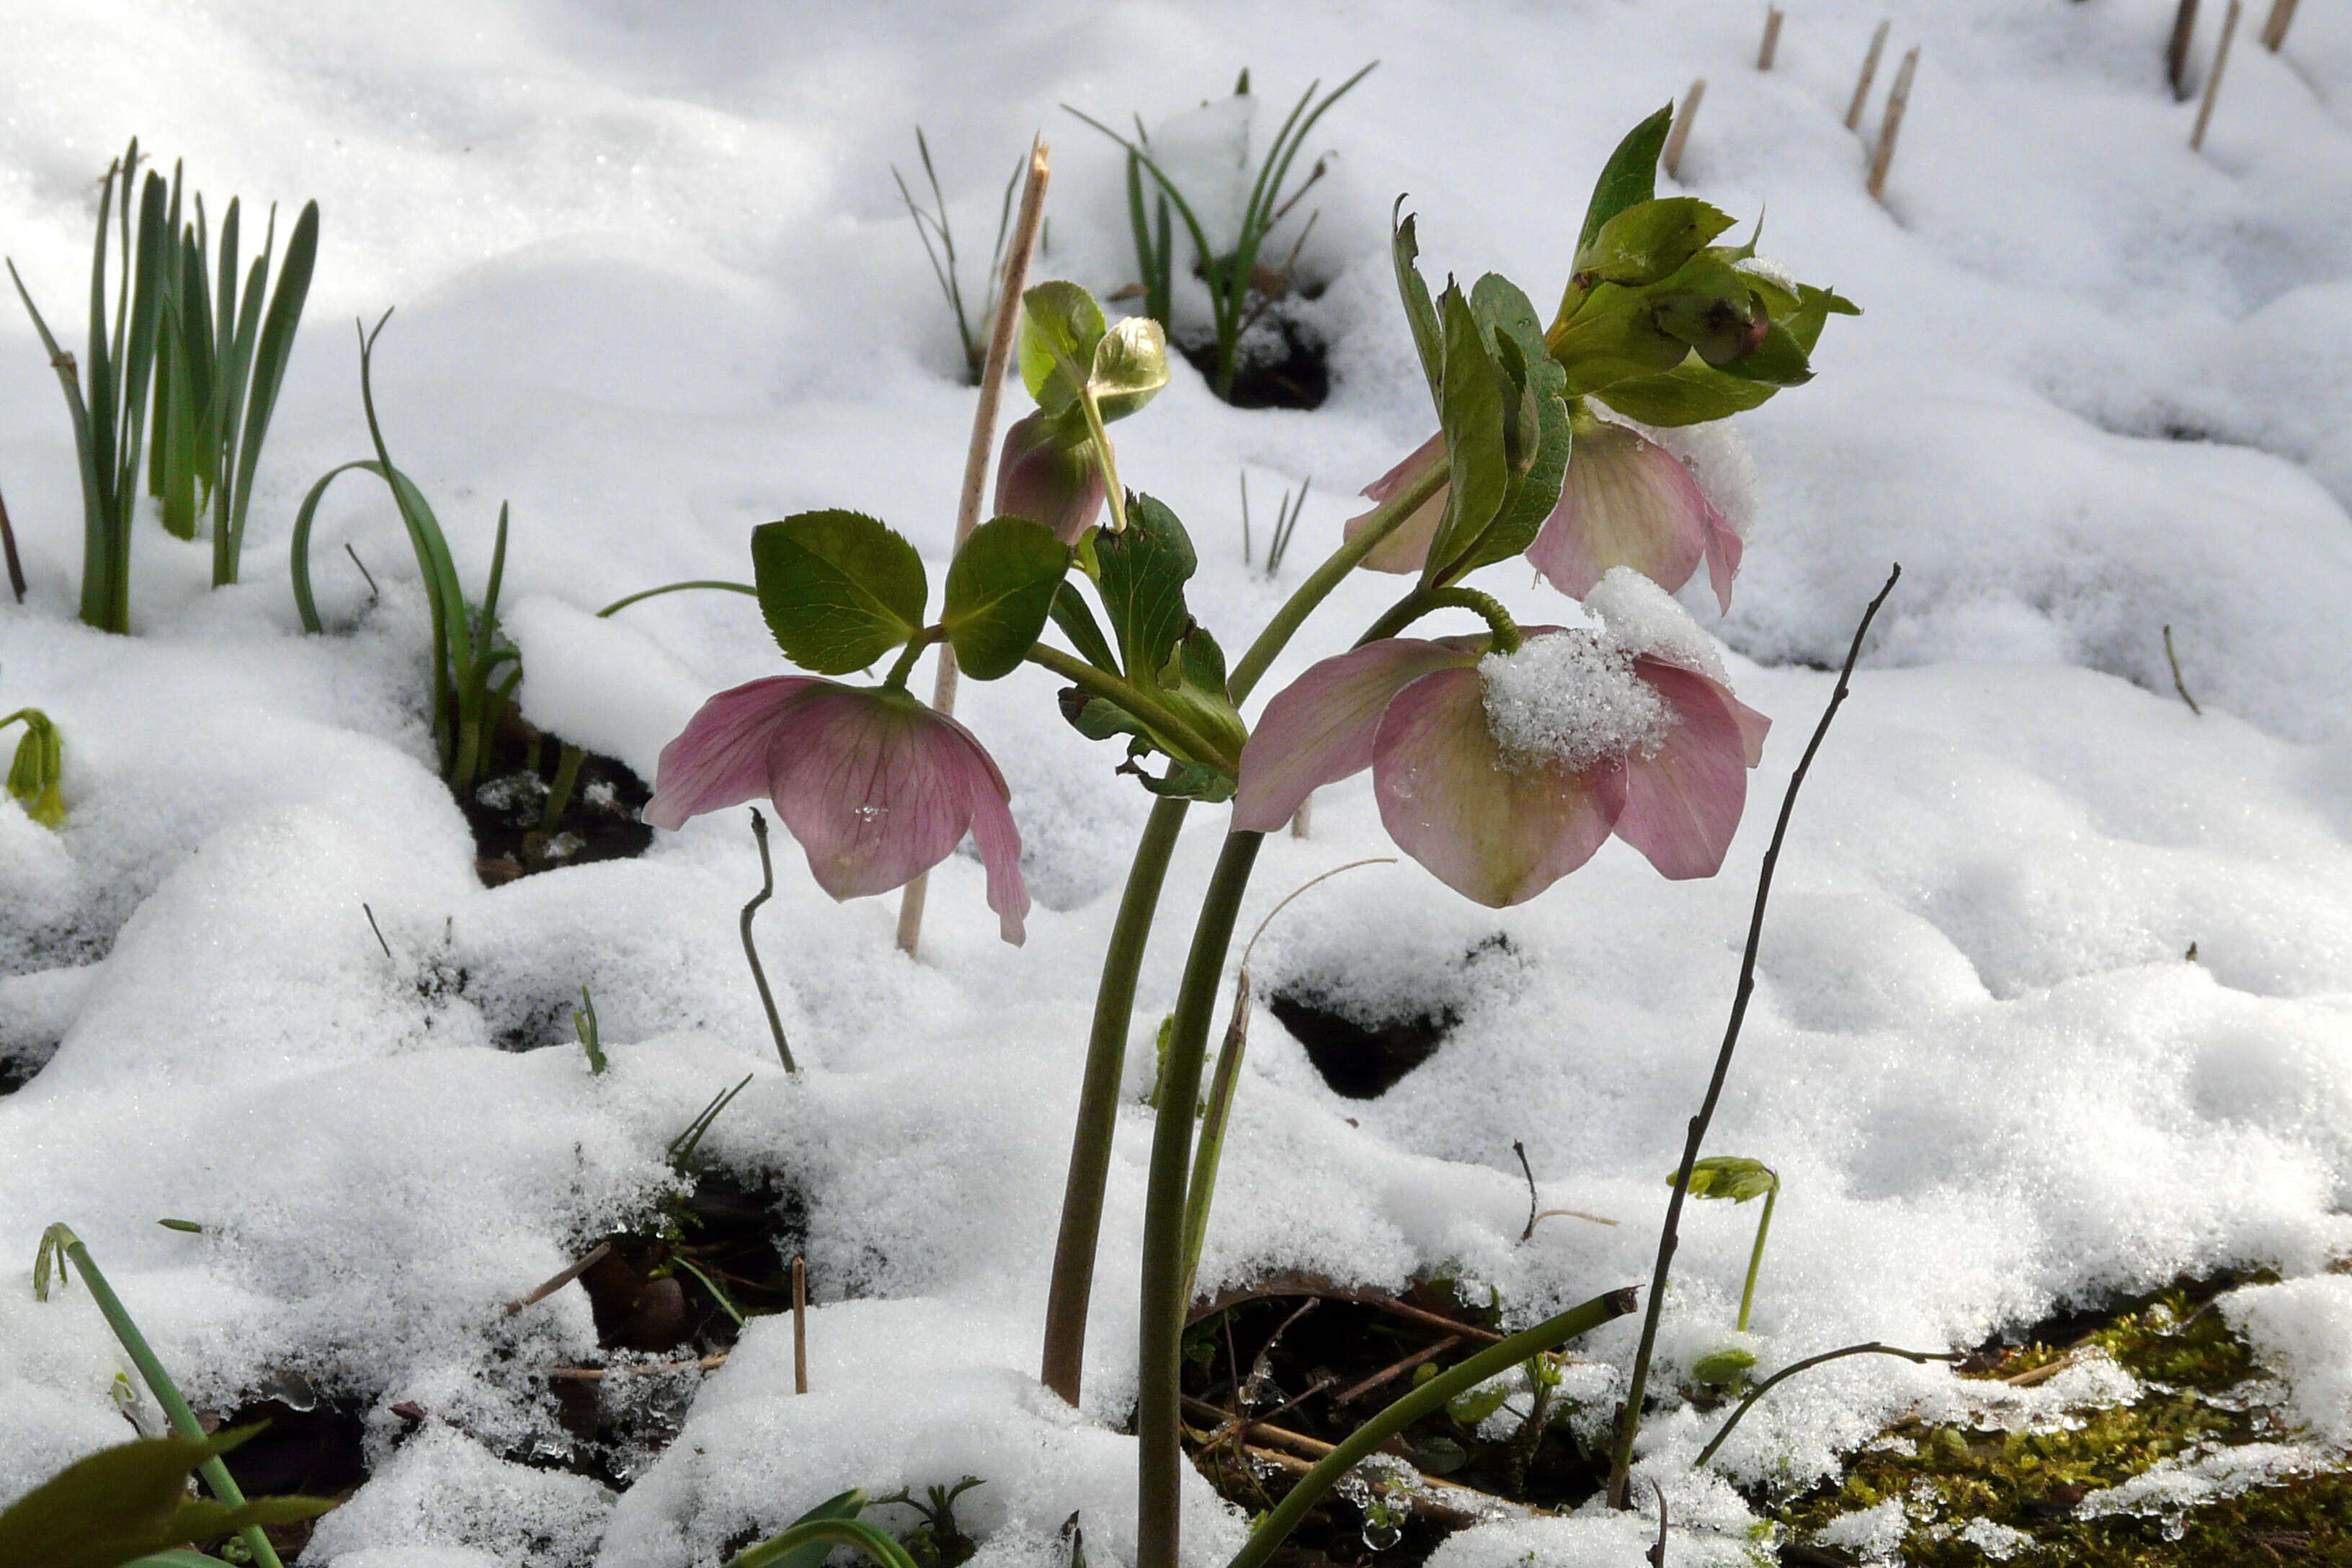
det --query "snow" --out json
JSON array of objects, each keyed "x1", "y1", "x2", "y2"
[
  {"x1": 1478, "y1": 632, "x2": 1671, "y2": 769},
  {"x1": 0, "y1": 0, "x2": 2348, "y2": 1564},
  {"x1": 1582, "y1": 566, "x2": 1732, "y2": 684}
]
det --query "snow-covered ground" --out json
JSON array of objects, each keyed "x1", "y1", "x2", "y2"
[{"x1": 4, "y1": 1, "x2": 2351, "y2": 1562}]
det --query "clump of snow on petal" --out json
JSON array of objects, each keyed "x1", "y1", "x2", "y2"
[
  {"x1": 1479, "y1": 632, "x2": 1672, "y2": 770},
  {"x1": 1583, "y1": 567, "x2": 1729, "y2": 682},
  {"x1": 1605, "y1": 411, "x2": 1758, "y2": 542}
]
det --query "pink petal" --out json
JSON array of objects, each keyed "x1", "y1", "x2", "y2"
[
  {"x1": 643, "y1": 675, "x2": 832, "y2": 831},
  {"x1": 950, "y1": 722, "x2": 1031, "y2": 946},
  {"x1": 1371, "y1": 667, "x2": 1625, "y2": 907},
  {"x1": 762, "y1": 687, "x2": 981, "y2": 903},
  {"x1": 1527, "y1": 422, "x2": 1718, "y2": 601},
  {"x1": 1342, "y1": 431, "x2": 1448, "y2": 574},
  {"x1": 1702, "y1": 507, "x2": 1745, "y2": 613},
  {"x1": 995, "y1": 410, "x2": 1108, "y2": 545},
  {"x1": 1612, "y1": 657, "x2": 1751, "y2": 880},
  {"x1": 1231, "y1": 637, "x2": 1483, "y2": 833}
]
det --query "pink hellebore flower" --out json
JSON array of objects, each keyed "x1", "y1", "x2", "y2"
[
  {"x1": 643, "y1": 676, "x2": 1030, "y2": 944},
  {"x1": 1231, "y1": 570, "x2": 1768, "y2": 906},
  {"x1": 1345, "y1": 416, "x2": 1745, "y2": 610},
  {"x1": 995, "y1": 410, "x2": 1108, "y2": 545}
]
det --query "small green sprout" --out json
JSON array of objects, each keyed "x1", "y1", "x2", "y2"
[
  {"x1": 1, "y1": 707, "x2": 64, "y2": 827},
  {"x1": 574, "y1": 986, "x2": 606, "y2": 1075},
  {"x1": 1670, "y1": 1155, "x2": 1780, "y2": 1332}
]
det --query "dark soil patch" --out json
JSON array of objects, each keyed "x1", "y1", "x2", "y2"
[
  {"x1": 1267, "y1": 990, "x2": 1456, "y2": 1100},
  {"x1": 458, "y1": 712, "x2": 653, "y2": 887},
  {"x1": 1175, "y1": 293, "x2": 1331, "y2": 411},
  {"x1": 203, "y1": 1385, "x2": 371, "y2": 1560},
  {"x1": 0, "y1": 1041, "x2": 54, "y2": 1096},
  {"x1": 579, "y1": 1172, "x2": 808, "y2": 1357},
  {"x1": 1180, "y1": 1279, "x2": 1606, "y2": 1567}
]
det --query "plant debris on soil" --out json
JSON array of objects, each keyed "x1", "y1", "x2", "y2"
[{"x1": 458, "y1": 713, "x2": 654, "y2": 886}]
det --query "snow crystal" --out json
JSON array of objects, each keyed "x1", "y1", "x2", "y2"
[
  {"x1": 1582, "y1": 567, "x2": 1729, "y2": 683},
  {"x1": 1732, "y1": 254, "x2": 1801, "y2": 298},
  {"x1": 1479, "y1": 633, "x2": 1670, "y2": 770},
  {"x1": 2076, "y1": 1442, "x2": 2322, "y2": 1523},
  {"x1": 1954, "y1": 1517, "x2": 2033, "y2": 1559},
  {"x1": 1811, "y1": 1496, "x2": 1907, "y2": 1562},
  {"x1": 2223, "y1": 1274, "x2": 2352, "y2": 1448}
]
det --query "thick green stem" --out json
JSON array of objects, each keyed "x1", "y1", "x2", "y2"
[
  {"x1": 1737, "y1": 1185, "x2": 1776, "y2": 1334},
  {"x1": 1136, "y1": 829, "x2": 1263, "y2": 1568},
  {"x1": 1228, "y1": 452, "x2": 1449, "y2": 700},
  {"x1": 542, "y1": 742, "x2": 585, "y2": 829},
  {"x1": 40, "y1": 1226, "x2": 285, "y2": 1568},
  {"x1": 1177, "y1": 967, "x2": 1250, "y2": 1309},
  {"x1": 1223, "y1": 1286, "x2": 1639, "y2": 1568},
  {"x1": 1025, "y1": 643, "x2": 1235, "y2": 773},
  {"x1": 1420, "y1": 586, "x2": 1522, "y2": 651},
  {"x1": 1039, "y1": 796, "x2": 1190, "y2": 1404}
]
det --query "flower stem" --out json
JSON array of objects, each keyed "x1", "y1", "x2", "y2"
[
  {"x1": 37, "y1": 1224, "x2": 286, "y2": 1568},
  {"x1": 1420, "y1": 586, "x2": 1522, "y2": 652},
  {"x1": 1736, "y1": 1182, "x2": 1776, "y2": 1334},
  {"x1": 1605, "y1": 565, "x2": 1899, "y2": 1510},
  {"x1": 742, "y1": 808, "x2": 796, "y2": 1073},
  {"x1": 1221, "y1": 1286, "x2": 1639, "y2": 1568},
  {"x1": 1691, "y1": 1341, "x2": 1958, "y2": 1471},
  {"x1": 1136, "y1": 828, "x2": 1263, "y2": 1568},
  {"x1": 1024, "y1": 643, "x2": 1236, "y2": 772},
  {"x1": 596, "y1": 579, "x2": 754, "y2": 618},
  {"x1": 1039, "y1": 794, "x2": 1190, "y2": 1404},
  {"x1": 1228, "y1": 452, "x2": 1450, "y2": 700}
]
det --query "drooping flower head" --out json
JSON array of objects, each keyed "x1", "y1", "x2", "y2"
[
  {"x1": 1234, "y1": 569, "x2": 1766, "y2": 906},
  {"x1": 645, "y1": 676, "x2": 1030, "y2": 944},
  {"x1": 995, "y1": 410, "x2": 1109, "y2": 545},
  {"x1": 1344, "y1": 411, "x2": 1747, "y2": 610}
]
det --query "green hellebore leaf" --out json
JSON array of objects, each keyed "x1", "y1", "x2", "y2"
[
  {"x1": 1451, "y1": 274, "x2": 1572, "y2": 577},
  {"x1": 1548, "y1": 283, "x2": 1696, "y2": 395},
  {"x1": 0, "y1": 1428, "x2": 336, "y2": 1568},
  {"x1": 1018, "y1": 280, "x2": 1108, "y2": 416},
  {"x1": 1690, "y1": 1347, "x2": 1758, "y2": 1387},
  {"x1": 1784, "y1": 282, "x2": 1862, "y2": 354},
  {"x1": 1089, "y1": 316, "x2": 1170, "y2": 422},
  {"x1": 1095, "y1": 493, "x2": 1198, "y2": 685},
  {"x1": 1577, "y1": 104, "x2": 1675, "y2": 257},
  {"x1": 1150, "y1": 624, "x2": 1249, "y2": 762},
  {"x1": 1574, "y1": 197, "x2": 1736, "y2": 290},
  {"x1": 1590, "y1": 358, "x2": 1775, "y2": 424},
  {"x1": 1047, "y1": 581, "x2": 1119, "y2": 673},
  {"x1": 1646, "y1": 255, "x2": 1769, "y2": 366},
  {"x1": 942, "y1": 516, "x2": 1072, "y2": 681},
  {"x1": 750, "y1": 511, "x2": 929, "y2": 675},
  {"x1": 1447, "y1": 1383, "x2": 1513, "y2": 1427},
  {"x1": 1674, "y1": 1155, "x2": 1780, "y2": 1203},
  {"x1": 1391, "y1": 205, "x2": 1444, "y2": 397},
  {"x1": 1714, "y1": 321, "x2": 1814, "y2": 388},
  {"x1": 762, "y1": 1489, "x2": 868, "y2": 1568},
  {"x1": 1420, "y1": 285, "x2": 1513, "y2": 584}
]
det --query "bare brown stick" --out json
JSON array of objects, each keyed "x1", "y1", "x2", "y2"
[
  {"x1": 2000, "y1": 1350, "x2": 2079, "y2": 1388},
  {"x1": 1758, "y1": 6, "x2": 1784, "y2": 70},
  {"x1": 503, "y1": 1241, "x2": 612, "y2": 1316},
  {"x1": 2261, "y1": 0, "x2": 2299, "y2": 51},
  {"x1": 2169, "y1": 0, "x2": 2204, "y2": 97},
  {"x1": 2191, "y1": 0, "x2": 2242, "y2": 150},
  {"x1": 1515, "y1": 1139, "x2": 1619, "y2": 1240},
  {"x1": 1662, "y1": 79, "x2": 1706, "y2": 180},
  {"x1": 1193, "y1": 1274, "x2": 1508, "y2": 1346},
  {"x1": 743, "y1": 809, "x2": 796, "y2": 1072},
  {"x1": 0, "y1": 470, "x2": 24, "y2": 603},
  {"x1": 1330, "y1": 1336, "x2": 1461, "y2": 1404},
  {"x1": 1647, "y1": 1479, "x2": 1670, "y2": 1567},
  {"x1": 897, "y1": 136, "x2": 1052, "y2": 958},
  {"x1": 1605, "y1": 565, "x2": 1902, "y2": 1510},
  {"x1": 2163, "y1": 625, "x2": 2201, "y2": 714},
  {"x1": 546, "y1": 1353, "x2": 729, "y2": 1382},
  {"x1": 1867, "y1": 48, "x2": 1921, "y2": 202},
  {"x1": 1845, "y1": 21, "x2": 1891, "y2": 131},
  {"x1": 792, "y1": 1255, "x2": 809, "y2": 1394},
  {"x1": 1181, "y1": 1397, "x2": 1536, "y2": 1524}
]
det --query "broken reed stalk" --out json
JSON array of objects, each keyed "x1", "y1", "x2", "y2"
[
  {"x1": 2261, "y1": 0, "x2": 2298, "y2": 51},
  {"x1": 2164, "y1": 624, "x2": 2202, "y2": 714},
  {"x1": 1845, "y1": 20, "x2": 1891, "y2": 131},
  {"x1": 1662, "y1": 79, "x2": 1706, "y2": 179},
  {"x1": 2168, "y1": 0, "x2": 2204, "y2": 97},
  {"x1": 2191, "y1": 0, "x2": 2242, "y2": 151},
  {"x1": 1692, "y1": 1342, "x2": 1961, "y2": 1468},
  {"x1": 1867, "y1": 48, "x2": 1920, "y2": 202},
  {"x1": 1604, "y1": 564, "x2": 1901, "y2": 1510},
  {"x1": 793, "y1": 1255, "x2": 809, "y2": 1394},
  {"x1": 547, "y1": 1353, "x2": 729, "y2": 1382},
  {"x1": 742, "y1": 808, "x2": 796, "y2": 1072},
  {"x1": 0, "y1": 468, "x2": 23, "y2": 602},
  {"x1": 1758, "y1": 6, "x2": 1784, "y2": 70},
  {"x1": 504, "y1": 1241, "x2": 612, "y2": 1316},
  {"x1": 896, "y1": 135, "x2": 1051, "y2": 958}
]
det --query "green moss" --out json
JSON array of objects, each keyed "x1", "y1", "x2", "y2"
[{"x1": 1774, "y1": 1291, "x2": 2351, "y2": 1565}]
